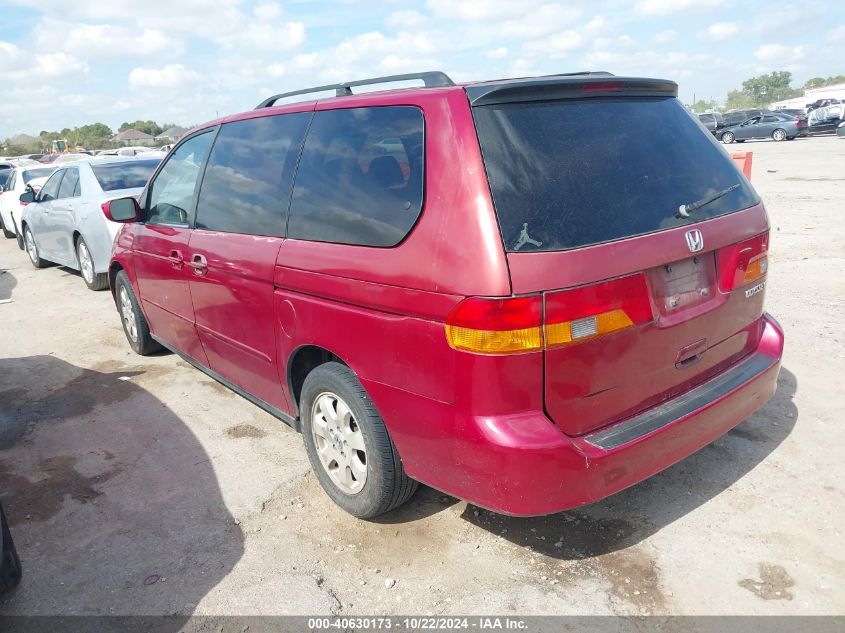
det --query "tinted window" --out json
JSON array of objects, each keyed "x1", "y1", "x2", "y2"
[
  {"x1": 91, "y1": 159, "x2": 160, "y2": 192},
  {"x1": 698, "y1": 114, "x2": 714, "y2": 123},
  {"x1": 761, "y1": 115, "x2": 779, "y2": 123},
  {"x1": 472, "y1": 97, "x2": 759, "y2": 252},
  {"x1": 39, "y1": 170, "x2": 64, "y2": 201},
  {"x1": 58, "y1": 168, "x2": 80, "y2": 199},
  {"x1": 4, "y1": 171, "x2": 15, "y2": 191},
  {"x1": 147, "y1": 132, "x2": 214, "y2": 225},
  {"x1": 288, "y1": 106, "x2": 424, "y2": 247},
  {"x1": 22, "y1": 167, "x2": 55, "y2": 183},
  {"x1": 195, "y1": 113, "x2": 309, "y2": 236}
]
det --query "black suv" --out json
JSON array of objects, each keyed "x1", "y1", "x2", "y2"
[
  {"x1": 723, "y1": 108, "x2": 766, "y2": 127},
  {"x1": 697, "y1": 112, "x2": 725, "y2": 135}
]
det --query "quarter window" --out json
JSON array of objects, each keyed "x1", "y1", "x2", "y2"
[
  {"x1": 147, "y1": 131, "x2": 214, "y2": 225},
  {"x1": 288, "y1": 106, "x2": 425, "y2": 247},
  {"x1": 58, "y1": 168, "x2": 80, "y2": 199},
  {"x1": 196, "y1": 113, "x2": 310, "y2": 236}
]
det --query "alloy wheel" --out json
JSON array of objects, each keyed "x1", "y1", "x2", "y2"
[
  {"x1": 119, "y1": 285, "x2": 138, "y2": 343},
  {"x1": 310, "y1": 392, "x2": 368, "y2": 494},
  {"x1": 78, "y1": 241, "x2": 94, "y2": 284},
  {"x1": 24, "y1": 229, "x2": 38, "y2": 265}
]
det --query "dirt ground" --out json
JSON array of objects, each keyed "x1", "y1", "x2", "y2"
[{"x1": 0, "y1": 135, "x2": 843, "y2": 618}]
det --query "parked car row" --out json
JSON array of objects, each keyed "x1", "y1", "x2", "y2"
[
  {"x1": 697, "y1": 104, "x2": 842, "y2": 143},
  {"x1": 1, "y1": 155, "x2": 162, "y2": 290}
]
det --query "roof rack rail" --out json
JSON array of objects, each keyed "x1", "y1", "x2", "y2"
[{"x1": 256, "y1": 71, "x2": 455, "y2": 109}]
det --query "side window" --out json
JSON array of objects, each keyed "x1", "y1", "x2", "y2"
[
  {"x1": 195, "y1": 113, "x2": 310, "y2": 236},
  {"x1": 39, "y1": 170, "x2": 64, "y2": 202},
  {"x1": 147, "y1": 131, "x2": 215, "y2": 225},
  {"x1": 288, "y1": 106, "x2": 425, "y2": 247},
  {"x1": 6, "y1": 171, "x2": 16, "y2": 191},
  {"x1": 761, "y1": 115, "x2": 778, "y2": 123},
  {"x1": 58, "y1": 168, "x2": 80, "y2": 199}
]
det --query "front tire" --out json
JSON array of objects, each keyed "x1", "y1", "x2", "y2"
[
  {"x1": 114, "y1": 270, "x2": 161, "y2": 355},
  {"x1": 772, "y1": 128, "x2": 787, "y2": 141},
  {"x1": 76, "y1": 237, "x2": 108, "y2": 291},
  {"x1": 722, "y1": 131, "x2": 735, "y2": 144},
  {"x1": 301, "y1": 362, "x2": 417, "y2": 519},
  {"x1": 23, "y1": 226, "x2": 48, "y2": 268}
]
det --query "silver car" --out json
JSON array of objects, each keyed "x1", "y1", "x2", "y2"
[{"x1": 19, "y1": 157, "x2": 161, "y2": 290}]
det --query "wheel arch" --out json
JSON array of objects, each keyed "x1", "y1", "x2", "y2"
[{"x1": 287, "y1": 344, "x2": 350, "y2": 418}]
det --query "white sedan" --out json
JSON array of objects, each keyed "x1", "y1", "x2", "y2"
[
  {"x1": 0, "y1": 164, "x2": 58, "y2": 242},
  {"x1": 20, "y1": 157, "x2": 161, "y2": 290}
]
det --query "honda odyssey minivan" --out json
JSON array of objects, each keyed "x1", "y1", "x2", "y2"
[{"x1": 106, "y1": 71, "x2": 784, "y2": 518}]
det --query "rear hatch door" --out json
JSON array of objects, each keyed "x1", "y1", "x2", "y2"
[{"x1": 470, "y1": 78, "x2": 770, "y2": 436}]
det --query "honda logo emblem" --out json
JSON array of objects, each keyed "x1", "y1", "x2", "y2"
[{"x1": 685, "y1": 229, "x2": 704, "y2": 253}]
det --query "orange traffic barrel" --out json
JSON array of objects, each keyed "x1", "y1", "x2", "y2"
[{"x1": 730, "y1": 151, "x2": 753, "y2": 180}]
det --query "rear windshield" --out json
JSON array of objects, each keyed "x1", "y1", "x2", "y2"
[
  {"x1": 22, "y1": 167, "x2": 56, "y2": 183},
  {"x1": 91, "y1": 159, "x2": 160, "y2": 192},
  {"x1": 473, "y1": 97, "x2": 759, "y2": 252}
]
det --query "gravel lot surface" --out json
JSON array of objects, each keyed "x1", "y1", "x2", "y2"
[{"x1": 0, "y1": 136, "x2": 843, "y2": 618}]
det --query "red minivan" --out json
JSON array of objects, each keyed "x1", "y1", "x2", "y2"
[{"x1": 106, "y1": 72, "x2": 784, "y2": 518}]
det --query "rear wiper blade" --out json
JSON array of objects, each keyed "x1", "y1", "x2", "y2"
[{"x1": 677, "y1": 183, "x2": 740, "y2": 218}]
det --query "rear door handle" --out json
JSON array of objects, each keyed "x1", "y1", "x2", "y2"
[
  {"x1": 188, "y1": 253, "x2": 208, "y2": 276},
  {"x1": 168, "y1": 250, "x2": 183, "y2": 269}
]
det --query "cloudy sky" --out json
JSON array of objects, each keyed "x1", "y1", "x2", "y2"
[{"x1": 1, "y1": 0, "x2": 843, "y2": 138}]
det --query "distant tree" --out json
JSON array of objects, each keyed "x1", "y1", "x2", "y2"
[
  {"x1": 119, "y1": 120, "x2": 163, "y2": 136},
  {"x1": 740, "y1": 71, "x2": 802, "y2": 107},
  {"x1": 690, "y1": 99, "x2": 717, "y2": 113},
  {"x1": 724, "y1": 89, "x2": 754, "y2": 110},
  {"x1": 803, "y1": 75, "x2": 845, "y2": 90}
]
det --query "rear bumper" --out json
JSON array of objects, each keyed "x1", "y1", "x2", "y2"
[{"x1": 399, "y1": 314, "x2": 784, "y2": 516}]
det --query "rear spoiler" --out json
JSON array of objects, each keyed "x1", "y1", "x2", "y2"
[{"x1": 465, "y1": 74, "x2": 678, "y2": 106}]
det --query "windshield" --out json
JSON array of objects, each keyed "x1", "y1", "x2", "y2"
[
  {"x1": 472, "y1": 97, "x2": 759, "y2": 252},
  {"x1": 91, "y1": 159, "x2": 160, "y2": 192},
  {"x1": 22, "y1": 167, "x2": 56, "y2": 183}
]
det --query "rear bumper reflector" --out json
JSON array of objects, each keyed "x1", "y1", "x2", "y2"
[{"x1": 584, "y1": 352, "x2": 777, "y2": 450}]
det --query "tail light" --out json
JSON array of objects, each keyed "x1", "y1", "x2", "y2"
[
  {"x1": 446, "y1": 296, "x2": 542, "y2": 354},
  {"x1": 544, "y1": 274, "x2": 653, "y2": 347},
  {"x1": 718, "y1": 232, "x2": 769, "y2": 292},
  {"x1": 445, "y1": 274, "x2": 654, "y2": 354}
]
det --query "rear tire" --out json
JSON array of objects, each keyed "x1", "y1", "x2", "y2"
[
  {"x1": 114, "y1": 270, "x2": 161, "y2": 355},
  {"x1": 772, "y1": 128, "x2": 787, "y2": 141},
  {"x1": 721, "y1": 132, "x2": 735, "y2": 144},
  {"x1": 300, "y1": 362, "x2": 417, "y2": 519},
  {"x1": 23, "y1": 226, "x2": 48, "y2": 268},
  {"x1": 76, "y1": 237, "x2": 109, "y2": 291}
]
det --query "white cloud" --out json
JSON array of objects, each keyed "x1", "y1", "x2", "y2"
[
  {"x1": 254, "y1": 2, "x2": 282, "y2": 20},
  {"x1": 0, "y1": 42, "x2": 89, "y2": 81},
  {"x1": 828, "y1": 25, "x2": 845, "y2": 41},
  {"x1": 754, "y1": 44, "x2": 807, "y2": 63},
  {"x1": 36, "y1": 20, "x2": 184, "y2": 59},
  {"x1": 653, "y1": 30, "x2": 677, "y2": 44},
  {"x1": 636, "y1": 0, "x2": 722, "y2": 15},
  {"x1": 523, "y1": 30, "x2": 587, "y2": 58},
  {"x1": 387, "y1": 10, "x2": 427, "y2": 29},
  {"x1": 128, "y1": 64, "x2": 200, "y2": 89},
  {"x1": 487, "y1": 47, "x2": 508, "y2": 59},
  {"x1": 499, "y1": 5, "x2": 582, "y2": 40},
  {"x1": 698, "y1": 22, "x2": 738, "y2": 41},
  {"x1": 426, "y1": 0, "x2": 532, "y2": 22}
]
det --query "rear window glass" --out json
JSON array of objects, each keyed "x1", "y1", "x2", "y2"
[
  {"x1": 22, "y1": 167, "x2": 56, "y2": 183},
  {"x1": 287, "y1": 106, "x2": 424, "y2": 247},
  {"x1": 91, "y1": 159, "x2": 160, "y2": 192},
  {"x1": 472, "y1": 97, "x2": 759, "y2": 252}
]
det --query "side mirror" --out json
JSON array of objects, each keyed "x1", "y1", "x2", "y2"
[
  {"x1": 19, "y1": 190, "x2": 37, "y2": 205},
  {"x1": 102, "y1": 197, "x2": 141, "y2": 223}
]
